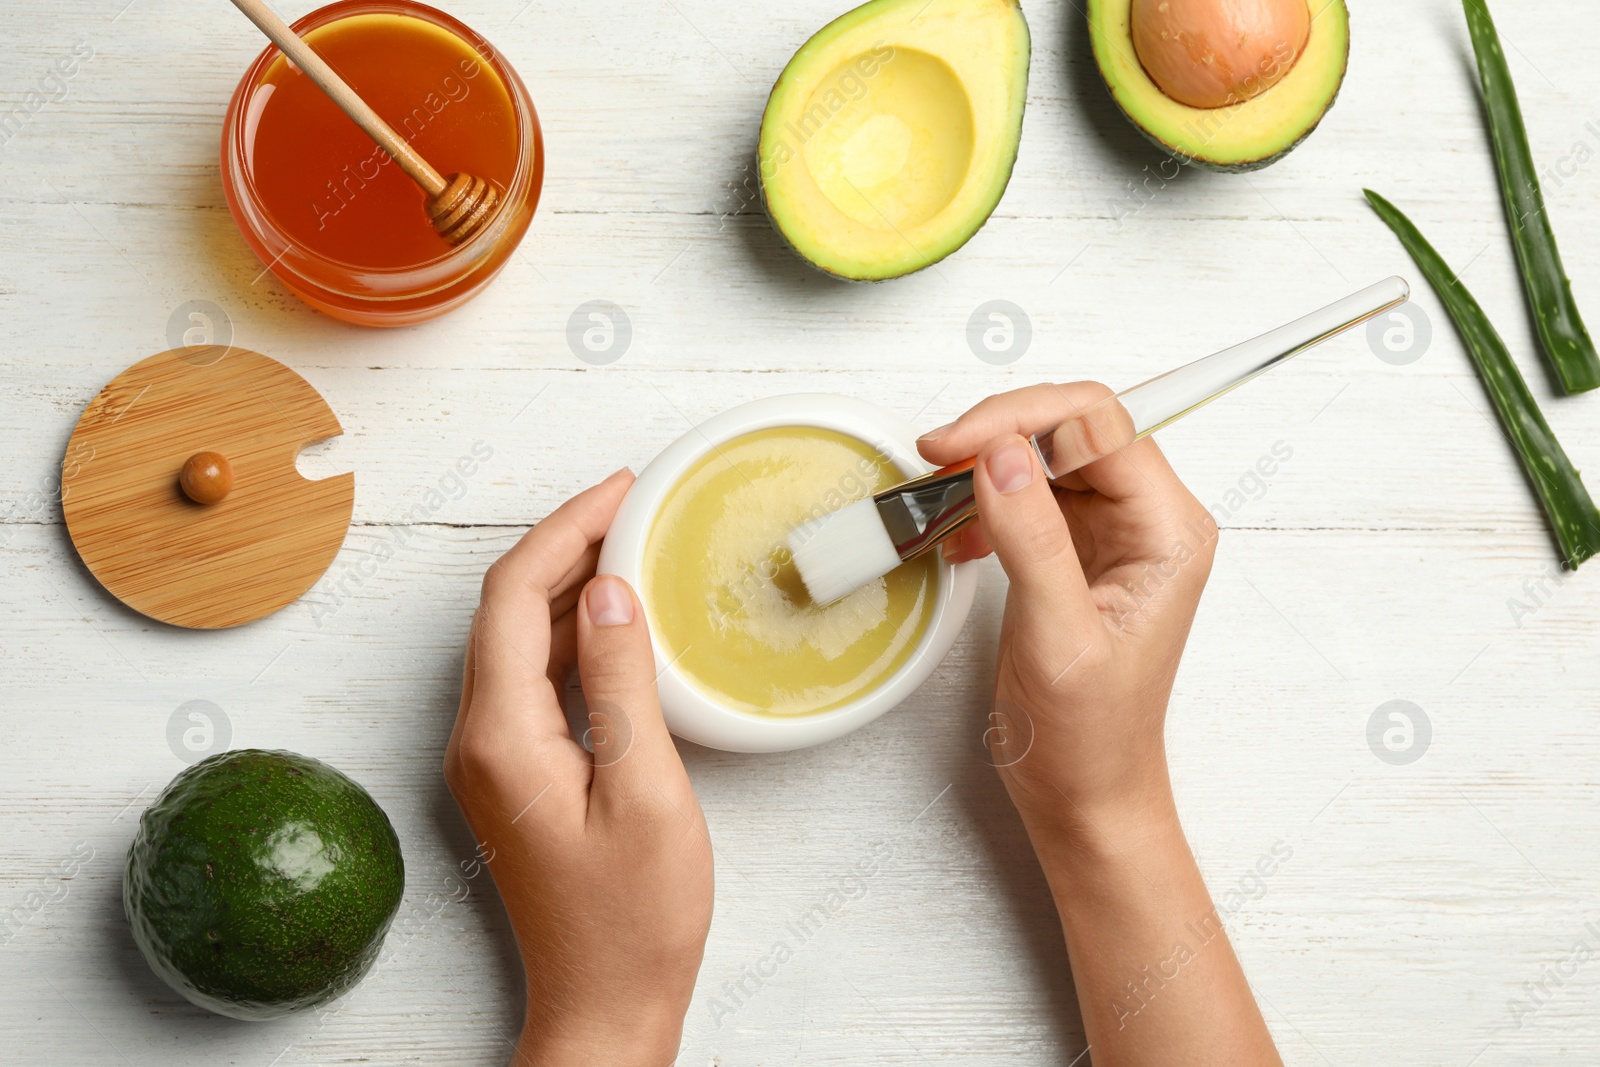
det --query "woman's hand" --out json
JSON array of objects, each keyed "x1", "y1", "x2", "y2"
[
  {"x1": 920, "y1": 385, "x2": 1281, "y2": 1067},
  {"x1": 919, "y1": 382, "x2": 1219, "y2": 834},
  {"x1": 445, "y1": 470, "x2": 713, "y2": 1067}
]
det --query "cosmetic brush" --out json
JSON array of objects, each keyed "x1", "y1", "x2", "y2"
[{"x1": 789, "y1": 276, "x2": 1412, "y2": 605}]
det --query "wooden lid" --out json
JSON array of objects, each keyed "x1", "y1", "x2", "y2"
[{"x1": 62, "y1": 347, "x2": 354, "y2": 629}]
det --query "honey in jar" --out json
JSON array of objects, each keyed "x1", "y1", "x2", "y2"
[{"x1": 222, "y1": 1, "x2": 543, "y2": 326}]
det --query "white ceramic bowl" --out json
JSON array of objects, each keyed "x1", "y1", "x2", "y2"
[{"x1": 598, "y1": 394, "x2": 979, "y2": 753}]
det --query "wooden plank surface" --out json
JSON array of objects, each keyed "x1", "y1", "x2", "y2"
[{"x1": 3, "y1": 0, "x2": 1600, "y2": 1063}]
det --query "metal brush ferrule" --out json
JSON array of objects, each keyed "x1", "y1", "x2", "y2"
[{"x1": 874, "y1": 463, "x2": 981, "y2": 563}]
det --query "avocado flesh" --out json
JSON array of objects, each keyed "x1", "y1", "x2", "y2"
[
  {"x1": 124, "y1": 750, "x2": 405, "y2": 1020},
  {"x1": 759, "y1": 0, "x2": 1031, "y2": 281},
  {"x1": 1089, "y1": 0, "x2": 1349, "y2": 172}
]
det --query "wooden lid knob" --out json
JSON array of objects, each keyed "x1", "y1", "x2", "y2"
[{"x1": 180, "y1": 452, "x2": 234, "y2": 505}]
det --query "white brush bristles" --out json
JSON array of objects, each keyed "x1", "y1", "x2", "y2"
[{"x1": 787, "y1": 498, "x2": 904, "y2": 606}]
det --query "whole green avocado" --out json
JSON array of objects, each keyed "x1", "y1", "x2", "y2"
[{"x1": 124, "y1": 749, "x2": 405, "y2": 1020}]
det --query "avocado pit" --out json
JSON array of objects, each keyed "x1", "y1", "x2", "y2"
[{"x1": 1131, "y1": 0, "x2": 1310, "y2": 109}]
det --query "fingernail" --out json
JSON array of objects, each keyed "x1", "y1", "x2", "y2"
[
  {"x1": 587, "y1": 575, "x2": 635, "y2": 626},
  {"x1": 986, "y1": 441, "x2": 1035, "y2": 495},
  {"x1": 918, "y1": 422, "x2": 955, "y2": 443}
]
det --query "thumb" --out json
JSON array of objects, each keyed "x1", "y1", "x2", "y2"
[
  {"x1": 974, "y1": 436, "x2": 1100, "y2": 638},
  {"x1": 576, "y1": 575, "x2": 682, "y2": 799}
]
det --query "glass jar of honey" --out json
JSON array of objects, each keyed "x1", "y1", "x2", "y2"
[{"x1": 221, "y1": 0, "x2": 542, "y2": 327}]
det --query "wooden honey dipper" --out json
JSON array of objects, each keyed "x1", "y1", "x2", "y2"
[{"x1": 228, "y1": 0, "x2": 499, "y2": 245}]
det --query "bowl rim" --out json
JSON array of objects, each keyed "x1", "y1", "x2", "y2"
[{"x1": 596, "y1": 393, "x2": 979, "y2": 753}]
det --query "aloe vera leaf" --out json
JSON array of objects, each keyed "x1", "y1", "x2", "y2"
[
  {"x1": 1463, "y1": 0, "x2": 1600, "y2": 395},
  {"x1": 1366, "y1": 189, "x2": 1600, "y2": 568}
]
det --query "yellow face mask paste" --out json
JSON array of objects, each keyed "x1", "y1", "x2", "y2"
[{"x1": 643, "y1": 426, "x2": 938, "y2": 718}]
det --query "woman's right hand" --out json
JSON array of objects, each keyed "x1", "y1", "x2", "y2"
[
  {"x1": 919, "y1": 382, "x2": 1220, "y2": 835},
  {"x1": 920, "y1": 384, "x2": 1281, "y2": 1067}
]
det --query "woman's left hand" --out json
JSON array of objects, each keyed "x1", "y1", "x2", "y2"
[{"x1": 445, "y1": 470, "x2": 714, "y2": 1067}]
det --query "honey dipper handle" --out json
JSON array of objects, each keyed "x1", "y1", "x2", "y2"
[{"x1": 227, "y1": 0, "x2": 448, "y2": 198}]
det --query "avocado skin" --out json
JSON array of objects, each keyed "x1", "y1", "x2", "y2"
[
  {"x1": 124, "y1": 750, "x2": 405, "y2": 1020},
  {"x1": 755, "y1": 145, "x2": 1028, "y2": 284},
  {"x1": 1113, "y1": 94, "x2": 1341, "y2": 175},
  {"x1": 1087, "y1": 1, "x2": 1350, "y2": 173}
]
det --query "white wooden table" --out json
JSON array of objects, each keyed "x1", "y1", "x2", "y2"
[{"x1": 3, "y1": 0, "x2": 1598, "y2": 1063}]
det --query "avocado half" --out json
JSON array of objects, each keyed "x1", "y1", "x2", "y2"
[
  {"x1": 758, "y1": 0, "x2": 1031, "y2": 281},
  {"x1": 124, "y1": 750, "x2": 405, "y2": 1020},
  {"x1": 1089, "y1": 0, "x2": 1349, "y2": 172}
]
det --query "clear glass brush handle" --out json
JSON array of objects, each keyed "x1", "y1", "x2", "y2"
[{"x1": 1031, "y1": 277, "x2": 1412, "y2": 479}]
